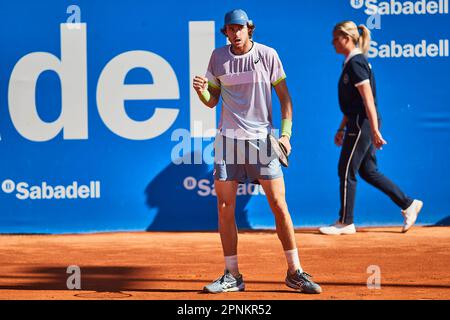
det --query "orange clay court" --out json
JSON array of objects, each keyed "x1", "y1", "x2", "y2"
[{"x1": 0, "y1": 226, "x2": 449, "y2": 300}]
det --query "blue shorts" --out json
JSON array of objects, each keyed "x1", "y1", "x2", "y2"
[{"x1": 213, "y1": 134, "x2": 284, "y2": 185}]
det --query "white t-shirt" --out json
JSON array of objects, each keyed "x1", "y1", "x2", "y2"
[{"x1": 206, "y1": 42, "x2": 286, "y2": 140}]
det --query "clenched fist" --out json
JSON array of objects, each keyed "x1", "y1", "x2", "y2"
[{"x1": 193, "y1": 76, "x2": 208, "y2": 93}]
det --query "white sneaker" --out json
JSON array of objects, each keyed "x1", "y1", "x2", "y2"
[
  {"x1": 402, "y1": 200, "x2": 423, "y2": 233},
  {"x1": 319, "y1": 222, "x2": 356, "y2": 235}
]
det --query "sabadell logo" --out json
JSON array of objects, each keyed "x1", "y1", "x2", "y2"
[
  {"x1": 1, "y1": 179, "x2": 101, "y2": 200},
  {"x1": 369, "y1": 39, "x2": 449, "y2": 58},
  {"x1": 183, "y1": 177, "x2": 265, "y2": 197},
  {"x1": 350, "y1": 0, "x2": 449, "y2": 15}
]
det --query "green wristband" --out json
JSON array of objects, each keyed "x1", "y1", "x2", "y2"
[
  {"x1": 281, "y1": 119, "x2": 292, "y2": 138},
  {"x1": 201, "y1": 89, "x2": 211, "y2": 103}
]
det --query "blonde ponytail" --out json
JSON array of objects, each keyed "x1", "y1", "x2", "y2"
[
  {"x1": 357, "y1": 25, "x2": 371, "y2": 55},
  {"x1": 334, "y1": 21, "x2": 372, "y2": 55}
]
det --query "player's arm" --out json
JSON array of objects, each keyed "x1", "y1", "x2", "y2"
[
  {"x1": 193, "y1": 76, "x2": 220, "y2": 109},
  {"x1": 273, "y1": 79, "x2": 293, "y2": 155}
]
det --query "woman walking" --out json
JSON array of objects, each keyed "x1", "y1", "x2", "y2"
[{"x1": 319, "y1": 21, "x2": 423, "y2": 235}]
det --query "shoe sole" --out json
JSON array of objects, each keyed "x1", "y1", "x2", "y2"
[
  {"x1": 285, "y1": 279, "x2": 322, "y2": 294},
  {"x1": 402, "y1": 201, "x2": 423, "y2": 233},
  {"x1": 203, "y1": 284, "x2": 245, "y2": 294},
  {"x1": 319, "y1": 229, "x2": 356, "y2": 235}
]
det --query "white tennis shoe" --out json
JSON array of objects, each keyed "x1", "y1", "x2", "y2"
[
  {"x1": 402, "y1": 200, "x2": 423, "y2": 233},
  {"x1": 319, "y1": 222, "x2": 356, "y2": 235}
]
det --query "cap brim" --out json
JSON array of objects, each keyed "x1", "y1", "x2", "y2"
[{"x1": 225, "y1": 19, "x2": 248, "y2": 26}]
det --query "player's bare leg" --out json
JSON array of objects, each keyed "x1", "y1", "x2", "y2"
[
  {"x1": 258, "y1": 177, "x2": 296, "y2": 251},
  {"x1": 202, "y1": 180, "x2": 245, "y2": 294},
  {"x1": 259, "y1": 177, "x2": 322, "y2": 294},
  {"x1": 215, "y1": 180, "x2": 239, "y2": 257}
]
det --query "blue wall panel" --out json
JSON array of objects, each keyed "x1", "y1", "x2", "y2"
[{"x1": 0, "y1": 0, "x2": 449, "y2": 233}]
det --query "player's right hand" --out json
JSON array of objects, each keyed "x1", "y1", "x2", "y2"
[{"x1": 193, "y1": 76, "x2": 209, "y2": 93}]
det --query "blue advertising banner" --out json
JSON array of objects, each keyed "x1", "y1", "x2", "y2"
[{"x1": 0, "y1": 0, "x2": 449, "y2": 233}]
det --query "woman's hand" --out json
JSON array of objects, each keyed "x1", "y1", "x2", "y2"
[
  {"x1": 335, "y1": 130, "x2": 345, "y2": 147},
  {"x1": 372, "y1": 130, "x2": 387, "y2": 149}
]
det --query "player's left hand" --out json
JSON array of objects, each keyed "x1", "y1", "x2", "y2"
[{"x1": 279, "y1": 136, "x2": 292, "y2": 156}]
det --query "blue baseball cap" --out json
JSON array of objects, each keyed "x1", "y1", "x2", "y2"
[{"x1": 224, "y1": 9, "x2": 251, "y2": 26}]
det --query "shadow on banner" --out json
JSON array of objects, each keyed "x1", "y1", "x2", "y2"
[
  {"x1": 434, "y1": 216, "x2": 450, "y2": 226},
  {"x1": 145, "y1": 152, "x2": 252, "y2": 231}
]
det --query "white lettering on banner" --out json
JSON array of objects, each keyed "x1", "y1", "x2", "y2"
[
  {"x1": 189, "y1": 22, "x2": 216, "y2": 138},
  {"x1": 7, "y1": 21, "x2": 447, "y2": 142},
  {"x1": 1, "y1": 180, "x2": 101, "y2": 200},
  {"x1": 8, "y1": 24, "x2": 88, "y2": 142},
  {"x1": 183, "y1": 176, "x2": 265, "y2": 197},
  {"x1": 197, "y1": 179, "x2": 217, "y2": 197},
  {"x1": 6, "y1": 22, "x2": 217, "y2": 142},
  {"x1": 369, "y1": 39, "x2": 449, "y2": 58},
  {"x1": 97, "y1": 51, "x2": 180, "y2": 140},
  {"x1": 358, "y1": 0, "x2": 449, "y2": 15}
]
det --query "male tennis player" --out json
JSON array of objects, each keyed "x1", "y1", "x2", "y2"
[{"x1": 192, "y1": 9, "x2": 322, "y2": 294}]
